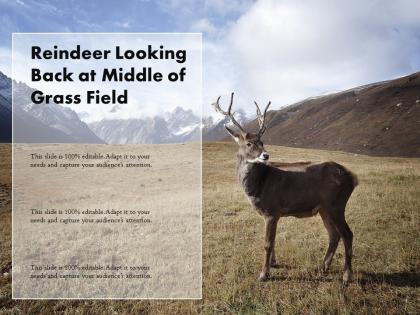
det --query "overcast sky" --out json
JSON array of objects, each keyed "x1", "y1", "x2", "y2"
[{"x1": 1, "y1": 0, "x2": 420, "y2": 118}]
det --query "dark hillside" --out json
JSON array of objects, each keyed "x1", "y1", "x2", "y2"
[{"x1": 244, "y1": 72, "x2": 420, "y2": 157}]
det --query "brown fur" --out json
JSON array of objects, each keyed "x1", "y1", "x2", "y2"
[
  {"x1": 229, "y1": 130, "x2": 357, "y2": 285},
  {"x1": 213, "y1": 95, "x2": 358, "y2": 285}
]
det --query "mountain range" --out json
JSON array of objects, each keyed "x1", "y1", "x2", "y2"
[
  {"x1": 0, "y1": 72, "x2": 103, "y2": 143},
  {"x1": 89, "y1": 107, "x2": 201, "y2": 144},
  {"x1": 0, "y1": 70, "x2": 419, "y2": 156},
  {"x1": 0, "y1": 71, "x2": 202, "y2": 144},
  {"x1": 241, "y1": 72, "x2": 420, "y2": 157}
]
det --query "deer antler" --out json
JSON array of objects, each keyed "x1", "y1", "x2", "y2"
[
  {"x1": 254, "y1": 100, "x2": 271, "y2": 137},
  {"x1": 212, "y1": 92, "x2": 245, "y2": 133}
]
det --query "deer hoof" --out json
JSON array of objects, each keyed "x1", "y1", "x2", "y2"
[
  {"x1": 258, "y1": 272, "x2": 269, "y2": 282},
  {"x1": 342, "y1": 270, "x2": 352, "y2": 286},
  {"x1": 319, "y1": 264, "x2": 328, "y2": 275}
]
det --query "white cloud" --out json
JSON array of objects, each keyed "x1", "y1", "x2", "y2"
[
  {"x1": 2, "y1": 0, "x2": 420, "y2": 120},
  {"x1": 203, "y1": 0, "x2": 420, "y2": 117},
  {"x1": 190, "y1": 18, "x2": 216, "y2": 35}
]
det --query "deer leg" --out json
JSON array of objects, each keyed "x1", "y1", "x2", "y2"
[
  {"x1": 258, "y1": 216, "x2": 278, "y2": 281},
  {"x1": 270, "y1": 246, "x2": 278, "y2": 267},
  {"x1": 333, "y1": 214, "x2": 353, "y2": 286},
  {"x1": 320, "y1": 212, "x2": 340, "y2": 273}
]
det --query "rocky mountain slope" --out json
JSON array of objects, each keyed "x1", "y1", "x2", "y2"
[
  {"x1": 0, "y1": 72, "x2": 12, "y2": 142},
  {"x1": 228, "y1": 72, "x2": 420, "y2": 157},
  {"x1": 2, "y1": 70, "x2": 419, "y2": 154},
  {"x1": 202, "y1": 109, "x2": 249, "y2": 141},
  {"x1": 0, "y1": 71, "x2": 104, "y2": 143},
  {"x1": 0, "y1": 95, "x2": 12, "y2": 142}
]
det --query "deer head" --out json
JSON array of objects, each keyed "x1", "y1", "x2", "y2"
[{"x1": 212, "y1": 92, "x2": 271, "y2": 163}]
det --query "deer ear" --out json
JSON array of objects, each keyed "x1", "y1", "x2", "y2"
[{"x1": 225, "y1": 125, "x2": 241, "y2": 143}]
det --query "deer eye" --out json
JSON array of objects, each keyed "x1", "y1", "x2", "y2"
[{"x1": 246, "y1": 142, "x2": 252, "y2": 147}]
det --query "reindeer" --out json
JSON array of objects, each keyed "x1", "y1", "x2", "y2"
[{"x1": 212, "y1": 93, "x2": 358, "y2": 286}]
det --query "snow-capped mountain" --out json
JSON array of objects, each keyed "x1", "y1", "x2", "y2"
[
  {"x1": 0, "y1": 71, "x2": 104, "y2": 143},
  {"x1": 166, "y1": 106, "x2": 200, "y2": 142},
  {"x1": 165, "y1": 107, "x2": 199, "y2": 131},
  {"x1": 89, "y1": 106, "x2": 200, "y2": 144},
  {"x1": 0, "y1": 84, "x2": 77, "y2": 143},
  {"x1": 202, "y1": 109, "x2": 250, "y2": 141},
  {"x1": 2, "y1": 69, "x2": 203, "y2": 144}
]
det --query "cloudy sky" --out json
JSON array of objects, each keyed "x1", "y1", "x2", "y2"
[{"x1": 1, "y1": 0, "x2": 420, "y2": 118}]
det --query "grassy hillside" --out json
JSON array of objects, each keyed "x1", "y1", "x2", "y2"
[
  {"x1": 0, "y1": 143, "x2": 419, "y2": 314},
  {"x1": 244, "y1": 72, "x2": 420, "y2": 157}
]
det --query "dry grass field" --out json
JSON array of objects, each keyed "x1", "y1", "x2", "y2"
[
  {"x1": 0, "y1": 142, "x2": 419, "y2": 314},
  {"x1": 12, "y1": 143, "x2": 201, "y2": 299}
]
